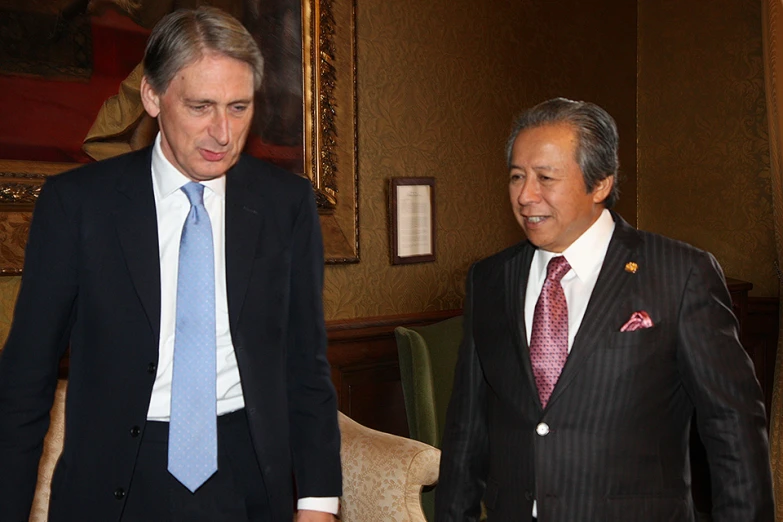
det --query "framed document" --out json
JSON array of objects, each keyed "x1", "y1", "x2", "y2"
[{"x1": 389, "y1": 177, "x2": 436, "y2": 265}]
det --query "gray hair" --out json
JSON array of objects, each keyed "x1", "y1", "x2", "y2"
[
  {"x1": 505, "y1": 98, "x2": 620, "y2": 208},
  {"x1": 143, "y1": 6, "x2": 264, "y2": 94}
]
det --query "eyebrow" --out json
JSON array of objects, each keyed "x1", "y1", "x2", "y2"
[
  {"x1": 509, "y1": 164, "x2": 557, "y2": 173},
  {"x1": 183, "y1": 97, "x2": 254, "y2": 105}
]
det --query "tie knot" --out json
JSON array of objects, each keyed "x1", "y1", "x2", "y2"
[
  {"x1": 181, "y1": 181, "x2": 205, "y2": 207},
  {"x1": 546, "y1": 256, "x2": 571, "y2": 283}
]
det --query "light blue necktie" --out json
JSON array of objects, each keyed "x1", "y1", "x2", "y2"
[{"x1": 168, "y1": 181, "x2": 217, "y2": 492}]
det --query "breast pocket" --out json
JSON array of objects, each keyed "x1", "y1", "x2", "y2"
[{"x1": 607, "y1": 325, "x2": 663, "y2": 349}]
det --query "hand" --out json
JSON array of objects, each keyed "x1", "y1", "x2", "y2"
[{"x1": 296, "y1": 509, "x2": 336, "y2": 522}]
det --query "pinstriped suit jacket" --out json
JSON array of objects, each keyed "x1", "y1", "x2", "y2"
[{"x1": 435, "y1": 212, "x2": 773, "y2": 522}]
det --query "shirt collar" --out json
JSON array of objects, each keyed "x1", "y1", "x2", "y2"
[
  {"x1": 534, "y1": 208, "x2": 615, "y2": 281},
  {"x1": 151, "y1": 133, "x2": 226, "y2": 199}
]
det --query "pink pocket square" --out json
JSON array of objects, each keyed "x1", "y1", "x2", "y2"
[{"x1": 620, "y1": 311, "x2": 654, "y2": 332}]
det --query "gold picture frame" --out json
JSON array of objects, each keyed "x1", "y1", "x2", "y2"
[
  {"x1": 0, "y1": 0, "x2": 358, "y2": 274},
  {"x1": 304, "y1": 0, "x2": 359, "y2": 263}
]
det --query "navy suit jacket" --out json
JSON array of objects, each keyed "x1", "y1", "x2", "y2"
[
  {"x1": 436, "y1": 212, "x2": 773, "y2": 521},
  {"x1": 0, "y1": 147, "x2": 342, "y2": 521}
]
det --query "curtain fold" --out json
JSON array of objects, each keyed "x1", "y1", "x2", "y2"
[{"x1": 761, "y1": 1, "x2": 783, "y2": 517}]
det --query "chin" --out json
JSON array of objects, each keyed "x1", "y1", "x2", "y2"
[
  {"x1": 525, "y1": 235, "x2": 550, "y2": 249},
  {"x1": 198, "y1": 161, "x2": 233, "y2": 178}
]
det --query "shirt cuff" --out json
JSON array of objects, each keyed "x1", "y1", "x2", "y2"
[{"x1": 297, "y1": 497, "x2": 339, "y2": 515}]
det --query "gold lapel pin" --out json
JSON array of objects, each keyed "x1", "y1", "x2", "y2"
[{"x1": 625, "y1": 262, "x2": 638, "y2": 274}]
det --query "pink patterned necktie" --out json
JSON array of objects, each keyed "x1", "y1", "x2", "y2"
[{"x1": 530, "y1": 256, "x2": 571, "y2": 408}]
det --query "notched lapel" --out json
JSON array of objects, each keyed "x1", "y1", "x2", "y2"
[
  {"x1": 505, "y1": 243, "x2": 538, "y2": 396},
  {"x1": 225, "y1": 164, "x2": 264, "y2": 333},
  {"x1": 546, "y1": 215, "x2": 643, "y2": 409},
  {"x1": 113, "y1": 151, "x2": 162, "y2": 342}
]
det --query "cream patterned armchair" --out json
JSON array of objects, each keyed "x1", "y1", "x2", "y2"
[
  {"x1": 338, "y1": 412, "x2": 440, "y2": 522},
  {"x1": 29, "y1": 379, "x2": 67, "y2": 522},
  {"x1": 31, "y1": 382, "x2": 440, "y2": 522}
]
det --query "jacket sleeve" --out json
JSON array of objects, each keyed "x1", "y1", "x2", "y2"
[
  {"x1": 675, "y1": 251, "x2": 774, "y2": 521},
  {"x1": 285, "y1": 181, "x2": 342, "y2": 498},
  {"x1": 436, "y1": 265, "x2": 489, "y2": 521},
  {"x1": 0, "y1": 177, "x2": 78, "y2": 520}
]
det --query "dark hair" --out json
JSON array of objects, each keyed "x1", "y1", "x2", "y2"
[
  {"x1": 505, "y1": 97, "x2": 620, "y2": 208},
  {"x1": 143, "y1": 6, "x2": 264, "y2": 94}
]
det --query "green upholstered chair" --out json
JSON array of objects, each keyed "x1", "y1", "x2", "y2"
[{"x1": 395, "y1": 315, "x2": 464, "y2": 520}]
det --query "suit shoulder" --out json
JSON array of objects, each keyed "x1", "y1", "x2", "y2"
[
  {"x1": 473, "y1": 240, "x2": 531, "y2": 271},
  {"x1": 635, "y1": 228, "x2": 710, "y2": 259},
  {"x1": 237, "y1": 154, "x2": 312, "y2": 193},
  {"x1": 46, "y1": 148, "x2": 148, "y2": 192}
]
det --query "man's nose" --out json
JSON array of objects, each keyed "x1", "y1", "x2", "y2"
[
  {"x1": 209, "y1": 111, "x2": 230, "y2": 145},
  {"x1": 516, "y1": 178, "x2": 539, "y2": 205}
]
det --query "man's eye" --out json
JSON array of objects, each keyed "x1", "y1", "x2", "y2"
[
  {"x1": 190, "y1": 105, "x2": 207, "y2": 112},
  {"x1": 231, "y1": 105, "x2": 249, "y2": 113}
]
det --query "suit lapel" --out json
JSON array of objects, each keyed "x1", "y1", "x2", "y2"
[
  {"x1": 113, "y1": 148, "x2": 162, "y2": 342},
  {"x1": 505, "y1": 242, "x2": 538, "y2": 394},
  {"x1": 545, "y1": 213, "x2": 643, "y2": 409},
  {"x1": 224, "y1": 158, "x2": 264, "y2": 334}
]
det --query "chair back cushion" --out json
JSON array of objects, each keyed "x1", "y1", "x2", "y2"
[{"x1": 395, "y1": 315, "x2": 463, "y2": 447}]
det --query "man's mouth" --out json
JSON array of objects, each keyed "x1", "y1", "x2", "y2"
[
  {"x1": 525, "y1": 216, "x2": 547, "y2": 224},
  {"x1": 200, "y1": 149, "x2": 228, "y2": 161}
]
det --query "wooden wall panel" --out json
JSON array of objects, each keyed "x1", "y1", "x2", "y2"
[{"x1": 745, "y1": 297, "x2": 780, "y2": 418}]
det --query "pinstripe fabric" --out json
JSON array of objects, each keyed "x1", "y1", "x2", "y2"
[{"x1": 436, "y1": 212, "x2": 773, "y2": 522}]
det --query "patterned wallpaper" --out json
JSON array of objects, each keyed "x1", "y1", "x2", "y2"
[
  {"x1": 0, "y1": 277, "x2": 19, "y2": 346},
  {"x1": 0, "y1": 0, "x2": 639, "y2": 343},
  {"x1": 638, "y1": 0, "x2": 777, "y2": 296},
  {"x1": 18, "y1": 0, "x2": 769, "y2": 341},
  {"x1": 322, "y1": 0, "x2": 638, "y2": 320}
]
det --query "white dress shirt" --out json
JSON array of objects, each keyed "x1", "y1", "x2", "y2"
[
  {"x1": 145, "y1": 134, "x2": 338, "y2": 515},
  {"x1": 524, "y1": 208, "x2": 615, "y2": 351},
  {"x1": 147, "y1": 134, "x2": 244, "y2": 420},
  {"x1": 525, "y1": 208, "x2": 615, "y2": 518}
]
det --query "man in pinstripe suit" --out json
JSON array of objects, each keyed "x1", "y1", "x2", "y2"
[{"x1": 435, "y1": 98, "x2": 774, "y2": 521}]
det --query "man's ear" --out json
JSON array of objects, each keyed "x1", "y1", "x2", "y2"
[
  {"x1": 591, "y1": 175, "x2": 614, "y2": 204},
  {"x1": 140, "y1": 76, "x2": 161, "y2": 119}
]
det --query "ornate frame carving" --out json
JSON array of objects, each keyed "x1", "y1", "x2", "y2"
[
  {"x1": 0, "y1": 0, "x2": 358, "y2": 274},
  {"x1": 305, "y1": 0, "x2": 359, "y2": 263}
]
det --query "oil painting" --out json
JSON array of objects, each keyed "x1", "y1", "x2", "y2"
[{"x1": 0, "y1": 0, "x2": 357, "y2": 270}]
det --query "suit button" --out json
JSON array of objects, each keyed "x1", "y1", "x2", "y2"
[
  {"x1": 524, "y1": 491, "x2": 533, "y2": 501},
  {"x1": 130, "y1": 426, "x2": 141, "y2": 437},
  {"x1": 114, "y1": 488, "x2": 125, "y2": 500},
  {"x1": 147, "y1": 363, "x2": 157, "y2": 374},
  {"x1": 536, "y1": 422, "x2": 550, "y2": 436}
]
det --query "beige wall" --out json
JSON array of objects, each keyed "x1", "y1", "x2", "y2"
[
  {"x1": 322, "y1": 0, "x2": 638, "y2": 320},
  {"x1": 638, "y1": 0, "x2": 776, "y2": 296}
]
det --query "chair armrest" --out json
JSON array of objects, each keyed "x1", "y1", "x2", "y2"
[
  {"x1": 338, "y1": 412, "x2": 440, "y2": 522},
  {"x1": 30, "y1": 379, "x2": 67, "y2": 522}
]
